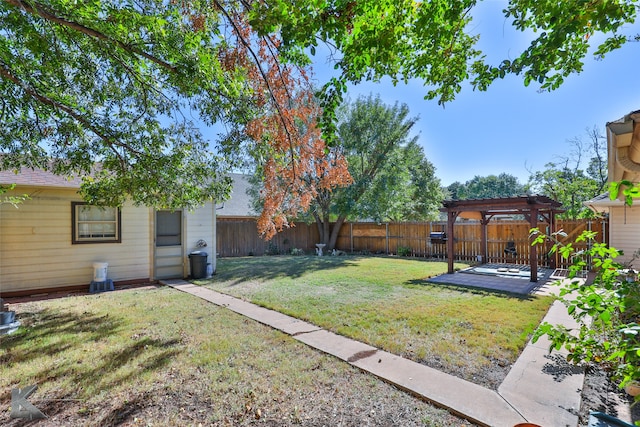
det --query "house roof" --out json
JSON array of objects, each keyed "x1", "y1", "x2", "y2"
[
  {"x1": 217, "y1": 173, "x2": 255, "y2": 217},
  {"x1": 0, "y1": 167, "x2": 83, "y2": 188},
  {"x1": 607, "y1": 109, "x2": 640, "y2": 135},
  {"x1": 1, "y1": 167, "x2": 255, "y2": 215},
  {"x1": 584, "y1": 192, "x2": 624, "y2": 213}
]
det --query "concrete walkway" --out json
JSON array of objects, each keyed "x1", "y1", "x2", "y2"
[{"x1": 162, "y1": 279, "x2": 583, "y2": 427}]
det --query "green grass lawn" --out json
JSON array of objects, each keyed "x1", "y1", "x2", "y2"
[
  {"x1": 1, "y1": 286, "x2": 467, "y2": 426},
  {"x1": 198, "y1": 255, "x2": 554, "y2": 388}
]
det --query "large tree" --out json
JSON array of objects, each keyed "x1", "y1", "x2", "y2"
[
  {"x1": 356, "y1": 140, "x2": 444, "y2": 222},
  {"x1": 1, "y1": 0, "x2": 636, "y2": 235},
  {"x1": 308, "y1": 95, "x2": 443, "y2": 250},
  {"x1": 0, "y1": 0, "x2": 351, "y2": 235},
  {"x1": 527, "y1": 126, "x2": 608, "y2": 219}
]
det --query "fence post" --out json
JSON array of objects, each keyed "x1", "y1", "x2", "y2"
[
  {"x1": 350, "y1": 222, "x2": 353, "y2": 253},
  {"x1": 385, "y1": 223, "x2": 389, "y2": 254}
]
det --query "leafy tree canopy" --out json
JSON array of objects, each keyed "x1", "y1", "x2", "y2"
[
  {"x1": 1, "y1": 0, "x2": 636, "y2": 233},
  {"x1": 249, "y1": 0, "x2": 639, "y2": 140},
  {"x1": 299, "y1": 94, "x2": 443, "y2": 248},
  {"x1": 447, "y1": 173, "x2": 526, "y2": 200},
  {"x1": 527, "y1": 126, "x2": 608, "y2": 219}
]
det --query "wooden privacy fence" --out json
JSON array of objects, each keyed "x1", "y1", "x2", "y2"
[{"x1": 217, "y1": 218, "x2": 609, "y2": 269}]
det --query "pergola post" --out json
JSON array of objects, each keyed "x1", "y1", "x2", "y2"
[
  {"x1": 446, "y1": 211, "x2": 457, "y2": 274},
  {"x1": 480, "y1": 216, "x2": 489, "y2": 264},
  {"x1": 549, "y1": 210, "x2": 557, "y2": 269},
  {"x1": 529, "y1": 207, "x2": 539, "y2": 282}
]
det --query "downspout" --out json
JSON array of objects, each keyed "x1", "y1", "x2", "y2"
[{"x1": 613, "y1": 113, "x2": 640, "y2": 179}]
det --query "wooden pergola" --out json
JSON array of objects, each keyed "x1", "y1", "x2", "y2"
[{"x1": 441, "y1": 195, "x2": 564, "y2": 282}]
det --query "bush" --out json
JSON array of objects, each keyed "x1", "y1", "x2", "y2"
[
  {"x1": 290, "y1": 248, "x2": 305, "y2": 256},
  {"x1": 265, "y1": 242, "x2": 279, "y2": 255},
  {"x1": 531, "y1": 228, "x2": 640, "y2": 401},
  {"x1": 397, "y1": 246, "x2": 412, "y2": 257}
]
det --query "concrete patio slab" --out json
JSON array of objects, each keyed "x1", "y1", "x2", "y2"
[{"x1": 427, "y1": 271, "x2": 541, "y2": 295}]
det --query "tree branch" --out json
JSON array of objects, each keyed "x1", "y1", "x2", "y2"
[
  {"x1": 213, "y1": 1, "x2": 297, "y2": 176},
  {"x1": 3, "y1": 0, "x2": 177, "y2": 72},
  {"x1": 0, "y1": 61, "x2": 144, "y2": 159}
]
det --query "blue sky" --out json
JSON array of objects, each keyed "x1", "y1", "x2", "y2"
[{"x1": 308, "y1": 1, "x2": 640, "y2": 187}]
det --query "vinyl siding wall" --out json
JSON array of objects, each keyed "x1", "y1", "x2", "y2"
[
  {"x1": 184, "y1": 202, "x2": 215, "y2": 276},
  {"x1": 0, "y1": 187, "x2": 151, "y2": 293},
  {"x1": 609, "y1": 204, "x2": 640, "y2": 268}
]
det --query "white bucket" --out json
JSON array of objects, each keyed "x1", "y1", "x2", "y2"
[{"x1": 93, "y1": 262, "x2": 108, "y2": 282}]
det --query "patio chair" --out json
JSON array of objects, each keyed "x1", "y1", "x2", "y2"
[{"x1": 504, "y1": 241, "x2": 517, "y2": 256}]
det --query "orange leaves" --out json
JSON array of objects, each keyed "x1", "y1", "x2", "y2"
[
  {"x1": 218, "y1": 13, "x2": 351, "y2": 239},
  {"x1": 252, "y1": 87, "x2": 351, "y2": 239}
]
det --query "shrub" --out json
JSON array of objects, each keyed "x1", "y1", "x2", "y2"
[
  {"x1": 265, "y1": 242, "x2": 279, "y2": 255},
  {"x1": 290, "y1": 248, "x2": 305, "y2": 256},
  {"x1": 397, "y1": 246, "x2": 412, "y2": 257},
  {"x1": 531, "y1": 228, "x2": 640, "y2": 402}
]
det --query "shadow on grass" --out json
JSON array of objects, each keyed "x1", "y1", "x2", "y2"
[
  {"x1": 0, "y1": 307, "x2": 181, "y2": 419},
  {"x1": 205, "y1": 255, "x2": 366, "y2": 285},
  {"x1": 204, "y1": 255, "x2": 452, "y2": 287},
  {"x1": 405, "y1": 278, "x2": 541, "y2": 301},
  {"x1": 0, "y1": 308, "x2": 124, "y2": 365}
]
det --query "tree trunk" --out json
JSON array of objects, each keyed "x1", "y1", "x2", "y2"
[
  {"x1": 314, "y1": 214, "x2": 346, "y2": 251},
  {"x1": 314, "y1": 212, "x2": 332, "y2": 246},
  {"x1": 327, "y1": 216, "x2": 346, "y2": 251}
]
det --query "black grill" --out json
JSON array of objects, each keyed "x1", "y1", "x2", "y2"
[{"x1": 429, "y1": 232, "x2": 447, "y2": 244}]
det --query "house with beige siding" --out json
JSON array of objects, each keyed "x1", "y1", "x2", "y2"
[
  {"x1": 586, "y1": 109, "x2": 640, "y2": 267},
  {"x1": 0, "y1": 168, "x2": 217, "y2": 296}
]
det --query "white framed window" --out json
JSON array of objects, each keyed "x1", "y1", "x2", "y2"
[{"x1": 72, "y1": 202, "x2": 121, "y2": 244}]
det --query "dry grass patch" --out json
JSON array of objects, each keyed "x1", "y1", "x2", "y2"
[{"x1": 1, "y1": 286, "x2": 471, "y2": 426}]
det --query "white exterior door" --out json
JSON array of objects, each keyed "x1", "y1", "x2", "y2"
[{"x1": 154, "y1": 210, "x2": 184, "y2": 279}]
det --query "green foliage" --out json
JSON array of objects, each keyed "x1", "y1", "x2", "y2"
[
  {"x1": 446, "y1": 173, "x2": 526, "y2": 200},
  {"x1": 610, "y1": 180, "x2": 640, "y2": 206},
  {"x1": 265, "y1": 242, "x2": 280, "y2": 256},
  {"x1": 0, "y1": 0, "x2": 239, "y2": 210},
  {"x1": 528, "y1": 164, "x2": 602, "y2": 219},
  {"x1": 527, "y1": 127, "x2": 608, "y2": 219},
  {"x1": 397, "y1": 246, "x2": 412, "y2": 257},
  {"x1": 334, "y1": 94, "x2": 443, "y2": 222},
  {"x1": 0, "y1": 184, "x2": 29, "y2": 207},
  {"x1": 498, "y1": 0, "x2": 637, "y2": 92},
  {"x1": 3, "y1": 0, "x2": 636, "y2": 216},
  {"x1": 297, "y1": 94, "x2": 443, "y2": 248},
  {"x1": 290, "y1": 248, "x2": 305, "y2": 256},
  {"x1": 531, "y1": 228, "x2": 640, "y2": 400},
  {"x1": 250, "y1": 0, "x2": 638, "y2": 143}
]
